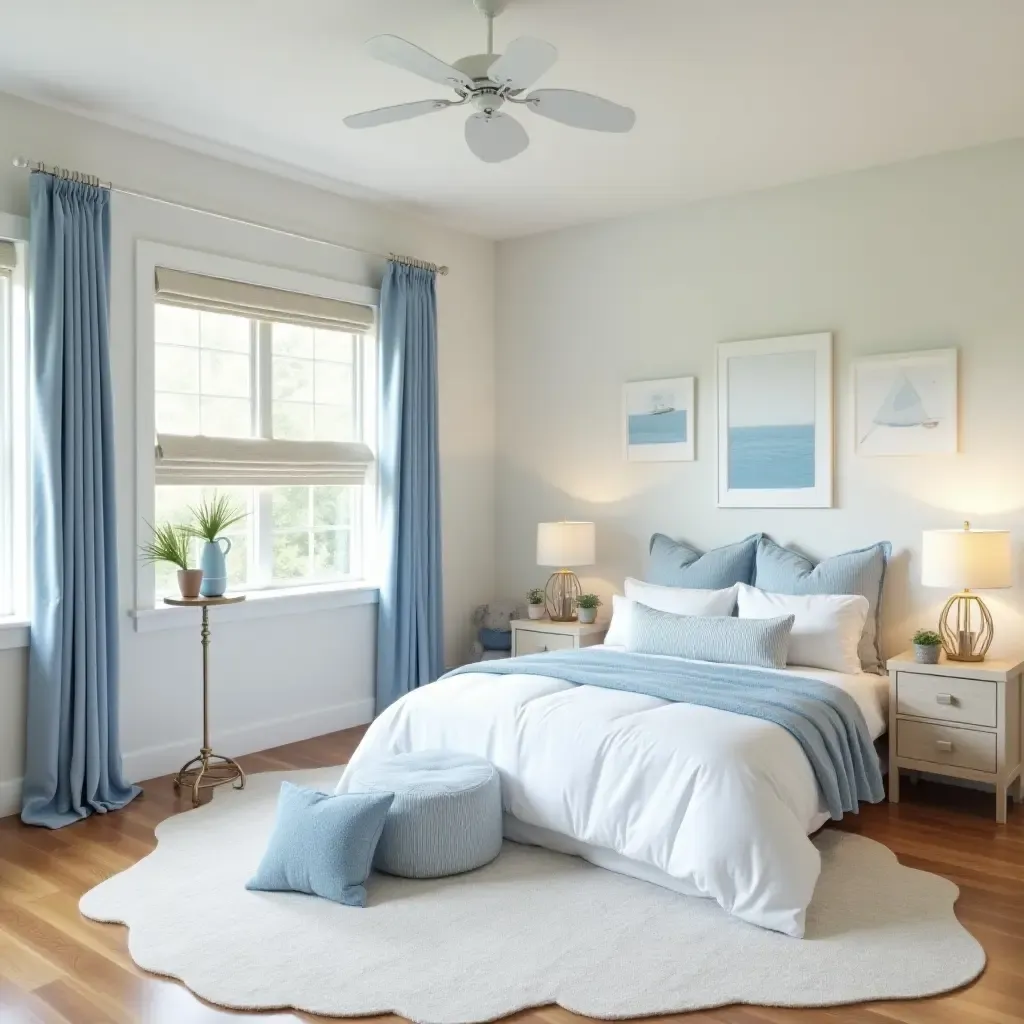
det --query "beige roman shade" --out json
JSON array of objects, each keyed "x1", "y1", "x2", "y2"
[
  {"x1": 154, "y1": 267, "x2": 374, "y2": 333},
  {"x1": 155, "y1": 434, "x2": 374, "y2": 486},
  {"x1": 0, "y1": 240, "x2": 16, "y2": 273}
]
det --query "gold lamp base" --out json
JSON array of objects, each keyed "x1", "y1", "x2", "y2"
[
  {"x1": 939, "y1": 591, "x2": 994, "y2": 662},
  {"x1": 545, "y1": 569, "x2": 581, "y2": 622}
]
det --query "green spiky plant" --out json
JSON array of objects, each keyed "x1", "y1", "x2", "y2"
[
  {"x1": 577, "y1": 594, "x2": 602, "y2": 610},
  {"x1": 187, "y1": 493, "x2": 249, "y2": 543},
  {"x1": 912, "y1": 629, "x2": 942, "y2": 647},
  {"x1": 139, "y1": 522, "x2": 194, "y2": 571},
  {"x1": 527, "y1": 587, "x2": 545, "y2": 606}
]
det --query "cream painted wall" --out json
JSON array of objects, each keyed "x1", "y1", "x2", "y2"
[
  {"x1": 0, "y1": 92, "x2": 496, "y2": 815},
  {"x1": 495, "y1": 140, "x2": 1024, "y2": 661}
]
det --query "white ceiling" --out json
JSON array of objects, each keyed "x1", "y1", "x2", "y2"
[{"x1": 2, "y1": 1, "x2": 1024, "y2": 239}]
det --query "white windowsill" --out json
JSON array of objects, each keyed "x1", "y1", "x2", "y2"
[
  {"x1": 131, "y1": 581, "x2": 379, "y2": 633},
  {"x1": 0, "y1": 616, "x2": 29, "y2": 650}
]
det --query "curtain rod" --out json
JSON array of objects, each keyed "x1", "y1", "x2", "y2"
[{"x1": 12, "y1": 157, "x2": 450, "y2": 276}]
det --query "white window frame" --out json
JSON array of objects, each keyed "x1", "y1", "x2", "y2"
[
  {"x1": 0, "y1": 212, "x2": 29, "y2": 648},
  {"x1": 135, "y1": 241, "x2": 380, "y2": 619}
]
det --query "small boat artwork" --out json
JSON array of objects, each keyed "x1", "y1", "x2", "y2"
[
  {"x1": 859, "y1": 372, "x2": 939, "y2": 445},
  {"x1": 627, "y1": 392, "x2": 687, "y2": 446}
]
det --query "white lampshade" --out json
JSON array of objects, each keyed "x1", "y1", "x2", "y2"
[
  {"x1": 537, "y1": 521, "x2": 595, "y2": 568},
  {"x1": 921, "y1": 526, "x2": 1012, "y2": 590}
]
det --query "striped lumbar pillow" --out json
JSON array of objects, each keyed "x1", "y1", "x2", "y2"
[{"x1": 625, "y1": 602, "x2": 795, "y2": 670}]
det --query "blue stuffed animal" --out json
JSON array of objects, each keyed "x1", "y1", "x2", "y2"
[{"x1": 471, "y1": 601, "x2": 517, "y2": 661}]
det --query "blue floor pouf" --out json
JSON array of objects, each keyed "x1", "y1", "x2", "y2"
[{"x1": 345, "y1": 750, "x2": 503, "y2": 879}]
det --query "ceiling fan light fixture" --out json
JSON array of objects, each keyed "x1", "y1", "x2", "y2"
[{"x1": 345, "y1": 1, "x2": 636, "y2": 162}]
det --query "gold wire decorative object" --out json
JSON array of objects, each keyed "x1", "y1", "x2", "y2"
[
  {"x1": 545, "y1": 569, "x2": 582, "y2": 622},
  {"x1": 163, "y1": 594, "x2": 248, "y2": 806},
  {"x1": 938, "y1": 591, "x2": 994, "y2": 662}
]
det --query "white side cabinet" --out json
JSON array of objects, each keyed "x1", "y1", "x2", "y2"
[
  {"x1": 510, "y1": 618, "x2": 607, "y2": 657},
  {"x1": 887, "y1": 650, "x2": 1024, "y2": 823}
]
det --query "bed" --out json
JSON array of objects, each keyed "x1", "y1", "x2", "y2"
[{"x1": 337, "y1": 645, "x2": 887, "y2": 937}]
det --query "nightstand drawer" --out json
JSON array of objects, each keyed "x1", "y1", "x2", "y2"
[
  {"x1": 897, "y1": 720, "x2": 997, "y2": 773},
  {"x1": 896, "y1": 671, "x2": 997, "y2": 728},
  {"x1": 515, "y1": 630, "x2": 575, "y2": 656}
]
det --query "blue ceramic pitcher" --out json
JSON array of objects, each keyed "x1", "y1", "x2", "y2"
[{"x1": 199, "y1": 537, "x2": 232, "y2": 597}]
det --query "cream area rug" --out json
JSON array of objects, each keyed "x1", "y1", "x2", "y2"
[{"x1": 80, "y1": 766, "x2": 985, "y2": 1024}]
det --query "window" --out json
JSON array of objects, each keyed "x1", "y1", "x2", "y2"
[
  {"x1": 150, "y1": 267, "x2": 376, "y2": 597},
  {"x1": 0, "y1": 235, "x2": 26, "y2": 619}
]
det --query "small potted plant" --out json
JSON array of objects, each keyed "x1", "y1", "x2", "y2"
[
  {"x1": 912, "y1": 628, "x2": 943, "y2": 665},
  {"x1": 526, "y1": 588, "x2": 546, "y2": 620},
  {"x1": 140, "y1": 522, "x2": 203, "y2": 599},
  {"x1": 188, "y1": 494, "x2": 248, "y2": 598},
  {"x1": 577, "y1": 593, "x2": 602, "y2": 624}
]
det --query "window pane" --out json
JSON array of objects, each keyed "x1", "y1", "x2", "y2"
[
  {"x1": 273, "y1": 531, "x2": 309, "y2": 580},
  {"x1": 201, "y1": 397, "x2": 252, "y2": 437},
  {"x1": 314, "y1": 329, "x2": 354, "y2": 363},
  {"x1": 155, "y1": 345, "x2": 200, "y2": 393},
  {"x1": 273, "y1": 400, "x2": 314, "y2": 440},
  {"x1": 314, "y1": 529, "x2": 350, "y2": 577},
  {"x1": 314, "y1": 361, "x2": 350, "y2": 406},
  {"x1": 272, "y1": 356, "x2": 314, "y2": 402},
  {"x1": 270, "y1": 485, "x2": 310, "y2": 530},
  {"x1": 201, "y1": 311, "x2": 250, "y2": 352},
  {"x1": 156, "y1": 393, "x2": 200, "y2": 435},
  {"x1": 155, "y1": 304, "x2": 199, "y2": 346},
  {"x1": 313, "y1": 404, "x2": 349, "y2": 441},
  {"x1": 312, "y1": 485, "x2": 352, "y2": 528},
  {"x1": 200, "y1": 350, "x2": 250, "y2": 398},
  {"x1": 273, "y1": 323, "x2": 314, "y2": 358}
]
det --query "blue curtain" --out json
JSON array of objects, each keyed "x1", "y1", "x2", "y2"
[
  {"x1": 375, "y1": 262, "x2": 443, "y2": 712},
  {"x1": 21, "y1": 173, "x2": 140, "y2": 828}
]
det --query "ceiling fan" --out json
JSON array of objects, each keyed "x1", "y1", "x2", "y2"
[{"x1": 343, "y1": 0, "x2": 636, "y2": 164}]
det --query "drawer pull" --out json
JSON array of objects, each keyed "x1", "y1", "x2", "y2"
[
  {"x1": 935, "y1": 739, "x2": 954, "y2": 753},
  {"x1": 936, "y1": 693, "x2": 957, "y2": 706}
]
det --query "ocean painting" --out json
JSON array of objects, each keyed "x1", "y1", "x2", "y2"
[
  {"x1": 623, "y1": 376, "x2": 695, "y2": 462},
  {"x1": 717, "y1": 333, "x2": 832, "y2": 508},
  {"x1": 628, "y1": 409, "x2": 687, "y2": 445},
  {"x1": 728, "y1": 424, "x2": 815, "y2": 488}
]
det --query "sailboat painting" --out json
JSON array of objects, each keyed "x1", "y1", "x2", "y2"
[
  {"x1": 624, "y1": 376, "x2": 695, "y2": 461},
  {"x1": 855, "y1": 349, "x2": 958, "y2": 456}
]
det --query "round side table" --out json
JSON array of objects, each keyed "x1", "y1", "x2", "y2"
[{"x1": 163, "y1": 594, "x2": 247, "y2": 806}]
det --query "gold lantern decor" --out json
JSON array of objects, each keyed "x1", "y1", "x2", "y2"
[
  {"x1": 921, "y1": 522, "x2": 1012, "y2": 662},
  {"x1": 536, "y1": 521, "x2": 596, "y2": 622}
]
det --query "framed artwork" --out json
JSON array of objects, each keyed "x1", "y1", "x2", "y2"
[
  {"x1": 717, "y1": 333, "x2": 833, "y2": 508},
  {"x1": 623, "y1": 376, "x2": 695, "y2": 462},
  {"x1": 854, "y1": 348, "x2": 958, "y2": 456}
]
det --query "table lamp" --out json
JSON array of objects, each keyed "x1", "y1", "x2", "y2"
[
  {"x1": 537, "y1": 521, "x2": 595, "y2": 622},
  {"x1": 921, "y1": 521, "x2": 1012, "y2": 662}
]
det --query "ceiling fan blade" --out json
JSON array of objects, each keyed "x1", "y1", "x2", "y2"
[
  {"x1": 525, "y1": 88, "x2": 636, "y2": 132},
  {"x1": 487, "y1": 37, "x2": 558, "y2": 92},
  {"x1": 365, "y1": 34, "x2": 473, "y2": 90},
  {"x1": 464, "y1": 112, "x2": 529, "y2": 163},
  {"x1": 344, "y1": 99, "x2": 455, "y2": 129}
]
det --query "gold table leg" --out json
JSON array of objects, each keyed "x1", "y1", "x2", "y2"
[{"x1": 173, "y1": 604, "x2": 246, "y2": 807}]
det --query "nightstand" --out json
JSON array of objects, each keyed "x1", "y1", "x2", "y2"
[
  {"x1": 888, "y1": 650, "x2": 1024, "y2": 823},
  {"x1": 510, "y1": 618, "x2": 607, "y2": 657}
]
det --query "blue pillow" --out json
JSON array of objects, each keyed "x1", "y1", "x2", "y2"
[
  {"x1": 648, "y1": 533, "x2": 761, "y2": 589},
  {"x1": 626, "y1": 602, "x2": 794, "y2": 669},
  {"x1": 753, "y1": 537, "x2": 891, "y2": 674},
  {"x1": 246, "y1": 783, "x2": 394, "y2": 907}
]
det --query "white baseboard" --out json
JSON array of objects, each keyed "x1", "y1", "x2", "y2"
[
  {"x1": 0, "y1": 697, "x2": 374, "y2": 818},
  {"x1": 0, "y1": 777, "x2": 22, "y2": 818}
]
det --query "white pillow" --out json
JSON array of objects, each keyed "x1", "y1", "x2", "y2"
[
  {"x1": 735, "y1": 583, "x2": 869, "y2": 674},
  {"x1": 604, "y1": 580, "x2": 738, "y2": 646}
]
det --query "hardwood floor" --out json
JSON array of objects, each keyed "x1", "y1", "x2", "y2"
[{"x1": 1, "y1": 728, "x2": 1022, "y2": 1024}]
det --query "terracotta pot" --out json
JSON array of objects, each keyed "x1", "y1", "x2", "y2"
[{"x1": 177, "y1": 568, "x2": 205, "y2": 600}]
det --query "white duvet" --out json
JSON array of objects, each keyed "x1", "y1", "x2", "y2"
[{"x1": 336, "y1": 648, "x2": 888, "y2": 937}]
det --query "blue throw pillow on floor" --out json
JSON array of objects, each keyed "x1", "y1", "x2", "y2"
[{"x1": 246, "y1": 782, "x2": 394, "y2": 907}]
